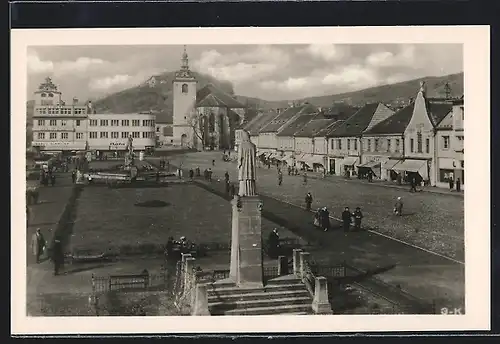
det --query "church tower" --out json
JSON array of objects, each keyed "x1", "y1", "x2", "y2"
[{"x1": 172, "y1": 45, "x2": 198, "y2": 147}]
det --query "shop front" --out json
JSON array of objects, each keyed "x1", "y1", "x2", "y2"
[
  {"x1": 301, "y1": 153, "x2": 326, "y2": 173},
  {"x1": 328, "y1": 157, "x2": 336, "y2": 175},
  {"x1": 341, "y1": 156, "x2": 359, "y2": 177},
  {"x1": 437, "y1": 157, "x2": 464, "y2": 188},
  {"x1": 32, "y1": 141, "x2": 87, "y2": 152},
  {"x1": 357, "y1": 161, "x2": 381, "y2": 179},
  {"x1": 392, "y1": 159, "x2": 430, "y2": 185},
  {"x1": 381, "y1": 159, "x2": 402, "y2": 181}
]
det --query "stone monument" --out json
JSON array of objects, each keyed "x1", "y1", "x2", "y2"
[{"x1": 229, "y1": 130, "x2": 264, "y2": 287}]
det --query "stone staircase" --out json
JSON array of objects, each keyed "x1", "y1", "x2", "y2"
[{"x1": 206, "y1": 275, "x2": 313, "y2": 315}]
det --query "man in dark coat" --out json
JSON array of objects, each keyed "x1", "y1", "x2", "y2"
[
  {"x1": 189, "y1": 169, "x2": 194, "y2": 180},
  {"x1": 195, "y1": 167, "x2": 201, "y2": 177},
  {"x1": 342, "y1": 207, "x2": 352, "y2": 232},
  {"x1": 31, "y1": 228, "x2": 46, "y2": 263},
  {"x1": 207, "y1": 168, "x2": 213, "y2": 181},
  {"x1": 267, "y1": 229, "x2": 280, "y2": 259},
  {"x1": 409, "y1": 177, "x2": 417, "y2": 193},
  {"x1": 456, "y1": 178, "x2": 461, "y2": 192},
  {"x1": 448, "y1": 177, "x2": 454, "y2": 191},
  {"x1": 71, "y1": 170, "x2": 76, "y2": 184},
  {"x1": 229, "y1": 183, "x2": 236, "y2": 199},
  {"x1": 303, "y1": 172, "x2": 308, "y2": 185},
  {"x1": 321, "y1": 207, "x2": 330, "y2": 232},
  {"x1": 278, "y1": 171, "x2": 283, "y2": 186},
  {"x1": 305, "y1": 192, "x2": 313, "y2": 211},
  {"x1": 224, "y1": 171, "x2": 230, "y2": 184},
  {"x1": 51, "y1": 239, "x2": 65, "y2": 275},
  {"x1": 353, "y1": 207, "x2": 363, "y2": 231}
]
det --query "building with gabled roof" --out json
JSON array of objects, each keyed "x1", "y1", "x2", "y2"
[
  {"x1": 275, "y1": 113, "x2": 316, "y2": 165},
  {"x1": 258, "y1": 104, "x2": 318, "y2": 160},
  {"x1": 362, "y1": 82, "x2": 453, "y2": 186},
  {"x1": 325, "y1": 103, "x2": 394, "y2": 176}
]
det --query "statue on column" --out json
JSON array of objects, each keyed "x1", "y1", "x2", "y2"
[
  {"x1": 237, "y1": 129, "x2": 257, "y2": 197},
  {"x1": 125, "y1": 136, "x2": 134, "y2": 168}
]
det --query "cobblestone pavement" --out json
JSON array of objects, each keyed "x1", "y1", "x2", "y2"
[{"x1": 149, "y1": 151, "x2": 465, "y2": 307}]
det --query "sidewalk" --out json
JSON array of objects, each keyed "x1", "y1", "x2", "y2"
[{"x1": 305, "y1": 173, "x2": 464, "y2": 197}]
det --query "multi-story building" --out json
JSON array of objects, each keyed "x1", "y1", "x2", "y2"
[
  {"x1": 30, "y1": 77, "x2": 156, "y2": 155},
  {"x1": 326, "y1": 103, "x2": 394, "y2": 177},
  {"x1": 87, "y1": 113, "x2": 156, "y2": 154},
  {"x1": 31, "y1": 77, "x2": 90, "y2": 153},
  {"x1": 294, "y1": 116, "x2": 340, "y2": 172},
  {"x1": 362, "y1": 82, "x2": 453, "y2": 186},
  {"x1": 239, "y1": 109, "x2": 279, "y2": 155},
  {"x1": 275, "y1": 113, "x2": 317, "y2": 166},
  {"x1": 258, "y1": 103, "x2": 317, "y2": 160},
  {"x1": 435, "y1": 96, "x2": 464, "y2": 188}
]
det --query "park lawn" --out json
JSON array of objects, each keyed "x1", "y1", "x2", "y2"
[{"x1": 71, "y1": 184, "x2": 302, "y2": 254}]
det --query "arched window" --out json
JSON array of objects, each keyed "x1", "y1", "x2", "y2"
[
  {"x1": 41, "y1": 93, "x2": 46, "y2": 97},
  {"x1": 181, "y1": 84, "x2": 188, "y2": 93},
  {"x1": 48, "y1": 93, "x2": 54, "y2": 97},
  {"x1": 417, "y1": 131, "x2": 423, "y2": 153},
  {"x1": 209, "y1": 113, "x2": 215, "y2": 132}
]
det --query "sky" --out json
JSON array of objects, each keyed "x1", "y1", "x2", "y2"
[{"x1": 27, "y1": 44, "x2": 463, "y2": 102}]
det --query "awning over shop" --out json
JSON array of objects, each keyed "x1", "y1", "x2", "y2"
[
  {"x1": 392, "y1": 159, "x2": 429, "y2": 178},
  {"x1": 307, "y1": 154, "x2": 326, "y2": 166},
  {"x1": 382, "y1": 159, "x2": 401, "y2": 170},
  {"x1": 358, "y1": 160, "x2": 381, "y2": 177},
  {"x1": 342, "y1": 156, "x2": 358, "y2": 166}
]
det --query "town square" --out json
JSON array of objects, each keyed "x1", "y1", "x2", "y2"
[{"x1": 24, "y1": 42, "x2": 467, "y2": 317}]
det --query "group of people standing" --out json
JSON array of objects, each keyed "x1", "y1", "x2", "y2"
[
  {"x1": 31, "y1": 228, "x2": 65, "y2": 276},
  {"x1": 39, "y1": 168, "x2": 56, "y2": 187}
]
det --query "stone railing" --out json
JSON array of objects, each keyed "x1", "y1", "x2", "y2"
[{"x1": 292, "y1": 248, "x2": 333, "y2": 315}]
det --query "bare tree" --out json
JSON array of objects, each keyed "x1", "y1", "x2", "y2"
[{"x1": 186, "y1": 110, "x2": 206, "y2": 150}]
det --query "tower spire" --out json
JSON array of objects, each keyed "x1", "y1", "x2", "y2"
[{"x1": 181, "y1": 45, "x2": 189, "y2": 70}]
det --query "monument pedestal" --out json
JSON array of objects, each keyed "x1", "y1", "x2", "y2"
[{"x1": 230, "y1": 196, "x2": 264, "y2": 288}]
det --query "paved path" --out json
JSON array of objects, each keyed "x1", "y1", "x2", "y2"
[{"x1": 149, "y1": 152, "x2": 465, "y2": 308}]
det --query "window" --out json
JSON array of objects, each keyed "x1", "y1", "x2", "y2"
[
  {"x1": 425, "y1": 138, "x2": 430, "y2": 154},
  {"x1": 410, "y1": 138, "x2": 414, "y2": 153},
  {"x1": 111, "y1": 119, "x2": 119, "y2": 126},
  {"x1": 49, "y1": 120, "x2": 57, "y2": 126},
  {"x1": 89, "y1": 132, "x2": 98, "y2": 139},
  {"x1": 182, "y1": 84, "x2": 188, "y2": 93},
  {"x1": 156, "y1": 127, "x2": 160, "y2": 132},
  {"x1": 100, "y1": 119, "x2": 108, "y2": 126},
  {"x1": 61, "y1": 120, "x2": 67, "y2": 126},
  {"x1": 76, "y1": 120, "x2": 81, "y2": 127},
  {"x1": 337, "y1": 139, "x2": 342, "y2": 150},
  {"x1": 132, "y1": 120, "x2": 140, "y2": 126},
  {"x1": 330, "y1": 140, "x2": 334, "y2": 150},
  {"x1": 61, "y1": 133, "x2": 68, "y2": 139},
  {"x1": 76, "y1": 132, "x2": 84, "y2": 140},
  {"x1": 49, "y1": 133, "x2": 57, "y2": 139},
  {"x1": 90, "y1": 119, "x2": 98, "y2": 126},
  {"x1": 347, "y1": 139, "x2": 351, "y2": 150},
  {"x1": 37, "y1": 120, "x2": 45, "y2": 126},
  {"x1": 374, "y1": 139, "x2": 379, "y2": 152},
  {"x1": 37, "y1": 132, "x2": 45, "y2": 140},
  {"x1": 417, "y1": 132, "x2": 422, "y2": 153},
  {"x1": 121, "y1": 132, "x2": 129, "y2": 139},
  {"x1": 132, "y1": 131, "x2": 140, "y2": 138},
  {"x1": 100, "y1": 132, "x2": 108, "y2": 139},
  {"x1": 387, "y1": 139, "x2": 391, "y2": 152},
  {"x1": 367, "y1": 139, "x2": 371, "y2": 152},
  {"x1": 121, "y1": 119, "x2": 130, "y2": 126},
  {"x1": 111, "y1": 132, "x2": 119, "y2": 139},
  {"x1": 354, "y1": 139, "x2": 357, "y2": 151},
  {"x1": 439, "y1": 169, "x2": 455, "y2": 183},
  {"x1": 395, "y1": 139, "x2": 400, "y2": 152},
  {"x1": 443, "y1": 136, "x2": 450, "y2": 149}
]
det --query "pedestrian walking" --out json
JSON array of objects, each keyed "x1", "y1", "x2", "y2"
[
  {"x1": 224, "y1": 171, "x2": 230, "y2": 184},
  {"x1": 31, "y1": 228, "x2": 46, "y2": 264},
  {"x1": 229, "y1": 183, "x2": 236, "y2": 199},
  {"x1": 305, "y1": 192, "x2": 313, "y2": 211},
  {"x1": 278, "y1": 171, "x2": 283, "y2": 186},
  {"x1": 195, "y1": 166, "x2": 201, "y2": 177},
  {"x1": 448, "y1": 177, "x2": 454, "y2": 191},
  {"x1": 303, "y1": 172, "x2": 308, "y2": 185},
  {"x1": 189, "y1": 169, "x2": 194, "y2": 180},
  {"x1": 353, "y1": 207, "x2": 363, "y2": 231},
  {"x1": 342, "y1": 207, "x2": 352, "y2": 232},
  {"x1": 212, "y1": 159, "x2": 216, "y2": 167},
  {"x1": 71, "y1": 170, "x2": 76, "y2": 184},
  {"x1": 321, "y1": 207, "x2": 330, "y2": 232},
  {"x1": 287, "y1": 166, "x2": 291, "y2": 176},
  {"x1": 50, "y1": 174, "x2": 56, "y2": 186},
  {"x1": 409, "y1": 177, "x2": 417, "y2": 193},
  {"x1": 267, "y1": 228, "x2": 280, "y2": 259},
  {"x1": 394, "y1": 197, "x2": 403, "y2": 216},
  {"x1": 208, "y1": 168, "x2": 213, "y2": 181},
  {"x1": 51, "y1": 238, "x2": 65, "y2": 275},
  {"x1": 456, "y1": 177, "x2": 461, "y2": 192}
]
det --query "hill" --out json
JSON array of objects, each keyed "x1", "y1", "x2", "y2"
[{"x1": 92, "y1": 71, "x2": 235, "y2": 123}]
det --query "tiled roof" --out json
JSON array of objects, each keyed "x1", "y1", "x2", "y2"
[
  {"x1": 276, "y1": 114, "x2": 316, "y2": 137},
  {"x1": 426, "y1": 101, "x2": 452, "y2": 127},
  {"x1": 196, "y1": 84, "x2": 246, "y2": 109},
  {"x1": 364, "y1": 103, "x2": 415, "y2": 135},
  {"x1": 436, "y1": 112, "x2": 453, "y2": 129},
  {"x1": 261, "y1": 104, "x2": 317, "y2": 133},
  {"x1": 318, "y1": 120, "x2": 344, "y2": 137},
  {"x1": 243, "y1": 109, "x2": 259, "y2": 125},
  {"x1": 294, "y1": 118, "x2": 339, "y2": 138},
  {"x1": 326, "y1": 103, "x2": 380, "y2": 138},
  {"x1": 244, "y1": 110, "x2": 279, "y2": 136}
]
